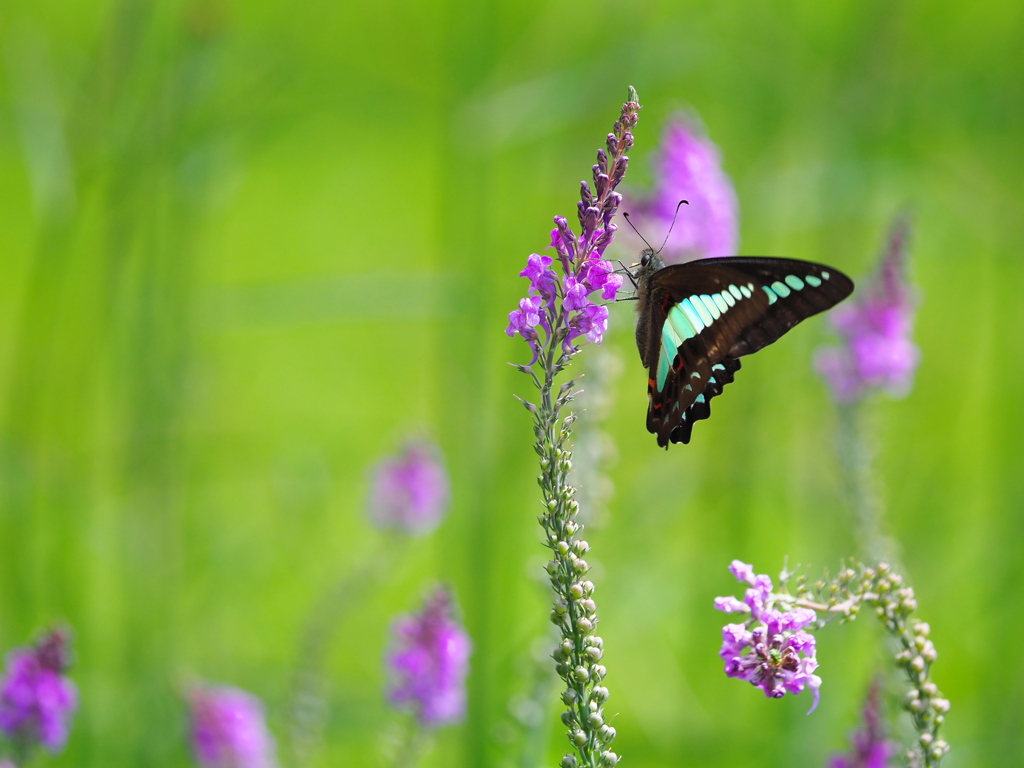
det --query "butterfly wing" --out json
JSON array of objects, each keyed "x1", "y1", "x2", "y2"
[{"x1": 639, "y1": 257, "x2": 853, "y2": 447}]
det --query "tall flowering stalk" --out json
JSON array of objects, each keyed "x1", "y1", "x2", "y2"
[
  {"x1": 505, "y1": 88, "x2": 638, "y2": 768},
  {"x1": 288, "y1": 438, "x2": 449, "y2": 765},
  {"x1": 715, "y1": 561, "x2": 950, "y2": 767},
  {"x1": 815, "y1": 218, "x2": 919, "y2": 560}
]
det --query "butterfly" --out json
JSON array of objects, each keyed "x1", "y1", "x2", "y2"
[{"x1": 631, "y1": 250, "x2": 854, "y2": 447}]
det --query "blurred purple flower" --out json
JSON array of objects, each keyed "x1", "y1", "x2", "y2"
[
  {"x1": 816, "y1": 218, "x2": 919, "y2": 403},
  {"x1": 624, "y1": 117, "x2": 739, "y2": 263},
  {"x1": 387, "y1": 587, "x2": 471, "y2": 728},
  {"x1": 368, "y1": 440, "x2": 450, "y2": 535},
  {"x1": 715, "y1": 561, "x2": 822, "y2": 713},
  {"x1": 189, "y1": 685, "x2": 277, "y2": 768},
  {"x1": 0, "y1": 627, "x2": 77, "y2": 753},
  {"x1": 829, "y1": 681, "x2": 897, "y2": 768}
]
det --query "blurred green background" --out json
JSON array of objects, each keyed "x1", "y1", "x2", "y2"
[{"x1": 1, "y1": 0, "x2": 1022, "y2": 765}]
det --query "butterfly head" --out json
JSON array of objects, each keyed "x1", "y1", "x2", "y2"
[{"x1": 635, "y1": 248, "x2": 666, "y2": 283}]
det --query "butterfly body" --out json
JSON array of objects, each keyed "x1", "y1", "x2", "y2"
[{"x1": 633, "y1": 251, "x2": 854, "y2": 447}]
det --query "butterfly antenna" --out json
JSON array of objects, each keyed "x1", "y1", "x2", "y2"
[
  {"x1": 622, "y1": 212, "x2": 656, "y2": 253},
  {"x1": 656, "y1": 199, "x2": 689, "y2": 252}
]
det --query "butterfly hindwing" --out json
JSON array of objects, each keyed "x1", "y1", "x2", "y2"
[{"x1": 635, "y1": 255, "x2": 853, "y2": 447}]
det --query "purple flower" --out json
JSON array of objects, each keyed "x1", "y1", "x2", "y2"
[
  {"x1": 0, "y1": 627, "x2": 77, "y2": 753},
  {"x1": 368, "y1": 440, "x2": 450, "y2": 535},
  {"x1": 829, "y1": 681, "x2": 897, "y2": 768},
  {"x1": 816, "y1": 218, "x2": 919, "y2": 403},
  {"x1": 188, "y1": 685, "x2": 277, "y2": 768},
  {"x1": 624, "y1": 117, "x2": 739, "y2": 263},
  {"x1": 715, "y1": 562, "x2": 822, "y2": 713},
  {"x1": 507, "y1": 92, "x2": 637, "y2": 360},
  {"x1": 387, "y1": 587, "x2": 471, "y2": 728}
]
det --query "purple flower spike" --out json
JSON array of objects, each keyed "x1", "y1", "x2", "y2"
[
  {"x1": 625, "y1": 117, "x2": 739, "y2": 263},
  {"x1": 0, "y1": 627, "x2": 78, "y2": 753},
  {"x1": 368, "y1": 440, "x2": 450, "y2": 535},
  {"x1": 816, "y1": 218, "x2": 920, "y2": 403},
  {"x1": 829, "y1": 681, "x2": 897, "y2": 768},
  {"x1": 507, "y1": 91, "x2": 637, "y2": 359},
  {"x1": 189, "y1": 685, "x2": 278, "y2": 768},
  {"x1": 387, "y1": 587, "x2": 471, "y2": 728}
]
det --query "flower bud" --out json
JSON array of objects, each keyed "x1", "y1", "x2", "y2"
[
  {"x1": 561, "y1": 711, "x2": 575, "y2": 727},
  {"x1": 592, "y1": 664, "x2": 607, "y2": 680},
  {"x1": 599, "y1": 724, "x2": 617, "y2": 742},
  {"x1": 576, "y1": 617, "x2": 593, "y2": 633},
  {"x1": 572, "y1": 728, "x2": 588, "y2": 746},
  {"x1": 565, "y1": 521, "x2": 578, "y2": 535},
  {"x1": 585, "y1": 646, "x2": 603, "y2": 662},
  {"x1": 561, "y1": 688, "x2": 577, "y2": 705},
  {"x1": 557, "y1": 540, "x2": 570, "y2": 555},
  {"x1": 592, "y1": 685, "x2": 610, "y2": 703},
  {"x1": 599, "y1": 750, "x2": 620, "y2": 766},
  {"x1": 583, "y1": 581, "x2": 595, "y2": 595},
  {"x1": 932, "y1": 698, "x2": 950, "y2": 714},
  {"x1": 581, "y1": 599, "x2": 597, "y2": 614},
  {"x1": 570, "y1": 583, "x2": 585, "y2": 599},
  {"x1": 574, "y1": 665, "x2": 590, "y2": 682},
  {"x1": 920, "y1": 682, "x2": 938, "y2": 696},
  {"x1": 561, "y1": 755, "x2": 578, "y2": 768},
  {"x1": 913, "y1": 621, "x2": 931, "y2": 636},
  {"x1": 919, "y1": 733, "x2": 933, "y2": 748},
  {"x1": 910, "y1": 655, "x2": 926, "y2": 673},
  {"x1": 573, "y1": 540, "x2": 591, "y2": 554},
  {"x1": 588, "y1": 712, "x2": 604, "y2": 729}
]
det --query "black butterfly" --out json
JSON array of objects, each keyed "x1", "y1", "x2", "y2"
[{"x1": 632, "y1": 251, "x2": 854, "y2": 447}]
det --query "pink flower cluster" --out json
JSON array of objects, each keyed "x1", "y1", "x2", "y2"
[
  {"x1": 0, "y1": 628, "x2": 77, "y2": 753},
  {"x1": 505, "y1": 239, "x2": 622, "y2": 361},
  {"x1": 388, "y1": 588, "x2": 471, "y2": 728},
  {"x1": 368, "y1": 440, "x2": 450, "y2": 535},
  {"x1": 714, "y1": 560, "x2": 822, "y2": 713},
  {"x1": 188, "y1": 685, "x2": 278, "y2": 768},
  {"x1": 506, "y1": 94, "x2": 635, "y2": 364},
  {"x1": 816, "y1": 219, "x2": 919, "y2": 402},
  {"x1": 623, "y1": 117, "x2": 739, "y2": 263}
]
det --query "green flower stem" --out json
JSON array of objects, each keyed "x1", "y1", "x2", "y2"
[
  {"x1": 837, "y1": 402, "x2": 891, "y2": 562},
  {"x1": 790, "y1": 564, "x2": 950, "y2": 767},
  {"x1": 512, "y1": 89, "x2": 639, "y2": 768},
  {"x1": 527, "y1": 346, "x2": 616, "y2": 768}
]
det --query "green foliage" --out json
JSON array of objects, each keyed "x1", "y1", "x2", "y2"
[{"x1": 0, "y1": 1, "x2": 1021, "y2": 765}]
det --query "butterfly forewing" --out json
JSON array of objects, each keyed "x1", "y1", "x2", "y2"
[{"x1": 636, "y1": 256, "x2": 853, "y2": 447}]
